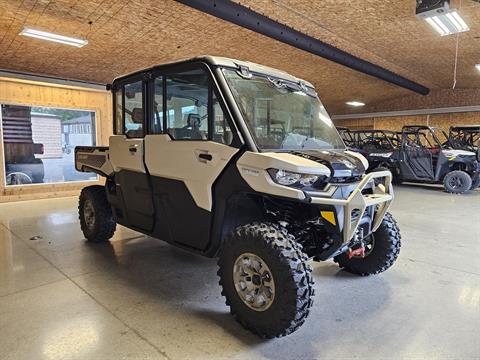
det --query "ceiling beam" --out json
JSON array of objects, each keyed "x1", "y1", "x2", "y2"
[
  {"x1": 0, "y1": 69, "x2": 106, "y2": 90},
  {"x1": 176, "y1": 0, "x2": 430, "y2": 95}
]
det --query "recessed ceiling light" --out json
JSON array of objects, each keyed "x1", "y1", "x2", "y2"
[
  {"x1": 346, "y1": 101, "x2": 365, "y2": 107},
  {"x1": 19, "y1": 27, "x2": 88, "y2": 47},
  {"x1": 476, "y1": 64, "x2": 480, "y2": 72}
]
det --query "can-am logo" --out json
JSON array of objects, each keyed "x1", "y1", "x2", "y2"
[{"x1": 340, "y1": 159, "x2": 355, "y2": 169}]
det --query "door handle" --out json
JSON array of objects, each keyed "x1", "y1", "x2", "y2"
[
  {"x1": 129, "y1": 145, "x2": 138, "y2": 153},
  {"x1": 198, "y1": 153, "x2": 212, "y2": 161}
]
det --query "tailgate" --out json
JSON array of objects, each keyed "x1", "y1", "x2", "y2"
[{"x1": 75, "y1": 146, "x2": 113, "y2": 177}]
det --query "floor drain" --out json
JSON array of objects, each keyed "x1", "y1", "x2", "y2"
[{"x1": 29, "y1": 236, "x2": 43, "y2": 240}]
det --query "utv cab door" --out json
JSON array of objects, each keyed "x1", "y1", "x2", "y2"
[
  {"x1": 399, "y1": 132, "x2": 434, "y2": 180},
  {"x1": 109, "y1": 80, "x2": 155, "y2": 232},
  {"x1": 144, "y1": 66, "x2": 240, "y2": 251}
]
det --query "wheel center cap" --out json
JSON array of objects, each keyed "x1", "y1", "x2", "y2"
[{"x1": 252, "y1": 274, "x2": 262, "y2": 286}]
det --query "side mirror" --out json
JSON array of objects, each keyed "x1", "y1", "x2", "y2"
[{"x1": 33, "y1": 143, "x2": 44, "y2": 155}]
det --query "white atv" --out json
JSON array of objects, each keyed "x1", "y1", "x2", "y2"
[{"x1": 75, "y1": 56, "x2": 401, "y2": 338}]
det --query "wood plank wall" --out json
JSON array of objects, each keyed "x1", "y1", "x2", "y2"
[
  {"x1": 334, "y1": 111, "x2": 480, "y2": 132},
  {"x1": 0, "y1": 77, "x2": 112, "y2": 202}
]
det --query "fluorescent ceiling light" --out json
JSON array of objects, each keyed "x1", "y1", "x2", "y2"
[
  {"x1": 423, "y1": 10, "x2": 469, "y2": 36},
  {"x1": 19, "y1": 27, "x2": 88, "y2": 47},
  {"x1": 346, "y1": 101, "x2": 365, "y2": 107}
]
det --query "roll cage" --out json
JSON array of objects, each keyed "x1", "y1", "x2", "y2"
[
  {"x1": 341, "y1": 129, "x2": 400, "y2": 151},
  {"x1": 449, "y1": 125, "x2": 480, "y2": 152},
  {"x1": 109, "y1": 56, "x2": 325, "y2": 154},
  {"x1": 337, "y1": 127, "x2": 355, "y2": 147},
  {"x1": 400, "y1": 126, "x2": 452, "y2": 151}
]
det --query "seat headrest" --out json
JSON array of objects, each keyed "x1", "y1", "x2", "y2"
[
  {"x1": 131, "y1": 108, "x2": 144, "y2": 123},
  {"x1": 223, "y1": 131, "x2": 233, "y2": 145}
]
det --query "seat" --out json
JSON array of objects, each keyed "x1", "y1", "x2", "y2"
[{"x1": 126, "y1": 108, "x2": 144, "y2": 138}]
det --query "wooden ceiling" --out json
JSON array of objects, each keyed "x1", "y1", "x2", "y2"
[{"x1": 0, "y1": 0, "x2": 479, "y2": 114}]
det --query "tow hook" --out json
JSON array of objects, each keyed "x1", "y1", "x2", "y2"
[{"x1": 348, "y1": 240, "x2": 365, "y2": 259}]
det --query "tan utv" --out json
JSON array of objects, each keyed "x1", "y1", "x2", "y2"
[{"x1": 75, "y1": 56, "x2": 401, "y2": 338}]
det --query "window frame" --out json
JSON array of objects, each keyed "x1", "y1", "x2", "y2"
[
  {"x1": 147, "y1": 63, "x2": 240, "y2": 146},
  {"x1": 0, "y1": 102, "x2": 98, "y2": 187},
  {"x1": 163, "y1": 65, "x2": 211, "y2": 142},
  {"x1": 112, "y1": 74, "x2": 147, "y2": 138},
  {"x1": 148, "y1": 75, "x2": 165, "y2": 135}
]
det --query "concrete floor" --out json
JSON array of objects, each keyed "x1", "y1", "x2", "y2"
[{"x1": 0, "y1": 185, "x2": 479, "y2": 360}]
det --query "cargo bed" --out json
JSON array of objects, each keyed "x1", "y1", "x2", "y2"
[{"x1": 75, "y1": 146, "x2": 113, "y2": 178}]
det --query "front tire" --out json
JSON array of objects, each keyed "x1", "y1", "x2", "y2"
[
  {"x1": 217, "y1": 222, "x2": 314, "y2": 338},
  {"x1": 334, "y1": 212, "x2": 401, "y2": 276},
  {"x1": 79, "y1": 185, "x2": 116, "y2": 242},
  {"x1": 443, "y1": 170, "x2": 472, "y2": 194}
]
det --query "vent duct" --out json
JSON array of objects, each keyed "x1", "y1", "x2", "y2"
[{"x1": 175, "y1": 0, "x2": 430, "y2": 95}]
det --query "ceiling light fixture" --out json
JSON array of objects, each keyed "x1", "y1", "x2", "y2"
[
  {"x1": 346, "y1": 101, "x2": 365, "y2": 107},
  {"x1": 19, "y1": 27, "x2": 88, "y2": 47},
  {"x1": 416, "y1": 1, "x2": 469, "y2": 37},
  {"x1": 476, "y1": 64, "x2": 480, "y2": 72},
  {"x1": 424, "y1": 11, "x2": 469, "y2": 36}
]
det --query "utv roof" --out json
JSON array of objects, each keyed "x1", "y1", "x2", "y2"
[
  {"x1": 350, "y1": 129, "x2": 398, "y2": 134},
  {"x1": 450, "y1": 125, "x2": 480, "y2": 131},
  {"x1": 401, "y1": 125, "x2": 441, "y2": 132},
  {"x1": 111, "y1": 55, "x2": 313, "y2": 88}
]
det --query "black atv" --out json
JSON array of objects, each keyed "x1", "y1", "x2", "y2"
[
  {"x1": 345, "y1": 130, "x2": 401, "y2": 170},
  {"x1": 368, "y1": 125, "x2": 479, "y2": 193}
]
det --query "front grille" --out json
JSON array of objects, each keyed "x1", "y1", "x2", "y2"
[{"x1": 329, "y1": 175, "x2": 363, "y2": 184}]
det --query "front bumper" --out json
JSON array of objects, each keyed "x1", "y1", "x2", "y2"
[{"x1": 308, "y1": 171, "x2": 394, "y2": 244}]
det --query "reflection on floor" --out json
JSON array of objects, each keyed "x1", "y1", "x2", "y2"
[{"x1": 0, "y1": 186, "x2": 479, "y2": 360}]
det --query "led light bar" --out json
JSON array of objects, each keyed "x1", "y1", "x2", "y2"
[
  {"x1": 346, "y1": 101, "x2": 365, "y2": 107},
  {"x1": 423, "y1": 10, "x2": 469, "y2": 36},
  {"x1": 19, "y1": 27, "x2": 88, "y2": 47}
]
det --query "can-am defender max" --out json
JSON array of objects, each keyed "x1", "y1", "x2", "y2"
[{"x1": 75, "y1": 56, "x2": 401, "y2": 338}]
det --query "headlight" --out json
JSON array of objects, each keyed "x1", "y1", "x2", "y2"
[{"x1": 268, "y1": 169, "x2": 319, "y2": 187}]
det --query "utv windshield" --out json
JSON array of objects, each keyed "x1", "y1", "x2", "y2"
[{"x1": 223, "y1": 69, "x2": 345, "y2": 151}]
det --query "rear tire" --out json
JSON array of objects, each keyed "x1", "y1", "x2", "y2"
[
  {"x1": 334, "y1": 212, "x2": 401, "y2": 276},
  {"x1": 79, "y1": 185, "x2": 116, "y2": 242},
  {"x1": 443, "y1": 170, "x2": 472, "y2": 194},
  {"x1": 217, "y1": 222, "x2": 314, "y2": 338}
]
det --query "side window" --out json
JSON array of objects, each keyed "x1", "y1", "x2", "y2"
[
  {"x1": 115, "y1": 89, "x2": 123, "y2": 135},
  {"x1": 212, "y1": 93, "x2": 233, "y2": 145},
  {"x1": 166, "y1": 69, "x2": 208, "y2": 140},
  {"x1": 124, "y1": 81, "x2": 144, "y2": 138},
  {"x1": 151, "y1": 77, "x2": 163, "y2": 134}
]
